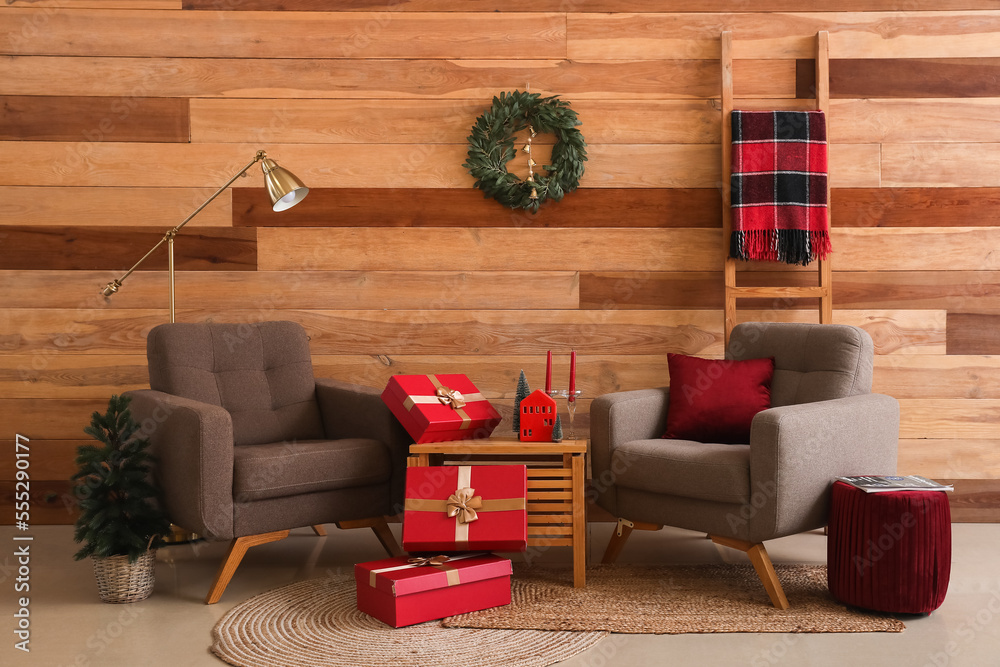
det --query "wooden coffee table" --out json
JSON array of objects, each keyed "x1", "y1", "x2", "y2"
[{"x1": 407, "y1": 438, "x2": 588, "y2": 587}]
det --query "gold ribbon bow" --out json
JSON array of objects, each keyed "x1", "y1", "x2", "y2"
[
  {"x1": 446, "y1": 487, "x2": 482, "y2": 524},
  {"x1": 406, "y1": 555, "x2": 451, "y2": 567},
  {"x1": 435, "y1": 385, "x2": 467, "y2": 410}
]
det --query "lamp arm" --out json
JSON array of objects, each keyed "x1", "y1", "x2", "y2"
[{"x1": 102, "y1": 151, "x2": 267, "y2": 297}]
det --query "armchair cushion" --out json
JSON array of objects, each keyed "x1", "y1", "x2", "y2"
[
  {"x1": 233, "y1": 438, "x2": 392, "y2": 502},
  {"x1": 664, "y1": 353, "x2": 774, "y2": 444},
  {"x1": 612, "y1": 439, "x2": 751, "y2": 504},
  {"x1": 147, "y1": 321, "x2": 325, "y2": 447},
  {"x1": 728, "y1": 322, "x2": 874, "y2": 407}
]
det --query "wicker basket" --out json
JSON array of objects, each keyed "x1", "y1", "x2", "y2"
[{"x1": 92, "y1": 549, "x2": 157, "y2": 603}]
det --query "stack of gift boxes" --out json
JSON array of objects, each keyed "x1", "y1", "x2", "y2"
[{"x1": 355, "y1": 374, "x2": 524, "y2": 628}]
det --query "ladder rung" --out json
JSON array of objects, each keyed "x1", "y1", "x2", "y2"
[{"x1": 729, "y1": 286, "x2": 829, "y2": 298}]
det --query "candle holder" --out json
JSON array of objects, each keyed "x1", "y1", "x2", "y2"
[{"x1": 547, "y1": 389, "x2": 582, "y2": 440}]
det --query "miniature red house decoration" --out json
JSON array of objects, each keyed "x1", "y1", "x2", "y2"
[{"x1": 519, "y1": 389, "x2": 558, "y2": 441}]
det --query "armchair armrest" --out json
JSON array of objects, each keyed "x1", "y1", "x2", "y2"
[
  {"x1": 124, "y1": 389, "x2": 235, "y2": 541},
  {"x1": 590, "y1": 388, "x2": 670, "y2": 516},
  {"x1": 315, "y1": 378, "x2": 413, "y2": 511},
  {"x1": 748, "y1": 393, "x2": 899, "y2": 542}
]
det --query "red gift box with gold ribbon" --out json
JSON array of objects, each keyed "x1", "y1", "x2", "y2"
[
  {"x1": 381, "y1": 374, "x2": 502, "y2": 443},
  {"x1": 355, "y1": 553, "x2": 512, "y2": 628},
  {"x1": 403, "y1": 465, "x2": 528, "y2": 552}
]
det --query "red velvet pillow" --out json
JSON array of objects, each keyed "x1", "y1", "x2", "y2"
[{"x1": 663, "y1": 353, "x2": 774, "y2": 444}]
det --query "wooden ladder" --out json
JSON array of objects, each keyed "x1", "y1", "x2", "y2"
[{"x1": 721, "y1": 31, "x2": 833, "y2": 347}]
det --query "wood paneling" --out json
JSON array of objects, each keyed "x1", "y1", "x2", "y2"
[
  {"x1": 0, "y1": 310, "x2": 165, "y2": 355},
  {"x1": 798, "y1": 58, "x2": 1000, "y2": 99},
  {"x1": 234, "y1": 187, "x2": 721, "y2": 228},
  {"x1": 882, "y1": 143, "x2": 1000, "y2": 187},
  {"x1": 938, "y1": 479, "x2": 1000, "y2": 522},
  {"x1": 0, "y1": 96, "x2": 189, "y2": 143},
  {"x1": 260, "y1": 226, "x2": 964, "y2": 275},
  {"x1": 899, "y1": 399, "x2": 1000, "y2": 439},
  {"x1": 2, "y1": 10, "x2": 567, "y2": 59},
  {"x1": 180, "y1": 1, "x2": 1000, "y2": 11},
  {"x1": 0, "y1": 270, "x2": 579, "y2": 311},
  {"x1": 874, "y1": 356, "x2": 1000, "y2": 399},
  {"x1": 1, "y1": 308, "x2": 725, "y2": 356},
  {"x1": 898, "y1": 441, "x2": 1000, "y2": 480},
  {"x1": 6, "y1": 0, "x2": 177, "y2": 6},
  {"x1": 258, "y1": 228, "x2": 723, "y2": 272},
  {"x1": 0, "y1": 226, "x2": 256, "y2": 271},
  {"x1": 1, "y1": 356, "x2": 148, "y2": 399},
  {"x1": 582, "y1": 270, "x2": 1000, "y2": 311},
  {"x1": 0, "y1": 142, "x2": 714, "y2": 188},
  {"x1": 0, "y1": 440, "x2": 85, "y2": 479},
  {"x1": 0, "y1": 480, "x2": 77, "y2": 526},
  {"x1": 829, "y1": 99, "x2": 1000, "y2": 144},
  {"x1": 1, "y1": 57, "x2": 793, "y2": 99},
  {"x1": 580, "y1": 271, "x2": 724, "y2": 309},
  {"x1": 733, "y1": 309, "x2": 946, "y2": 355},
  {"x1": 0, "y1": 187, "x2": 233, "y2": 228},
  {"x1": 1, "y1": 307, "x2": 941, "y2": 356},
  {"x1": 826, "y1": 228, "x2": 1000, "y2": 272},
  {"x1": 832, "y1": 188, "x2": 1000, "y2": 228},
  {"x1": 948, "y1": 314, "x2": 1000, "y2": 355},
  {"x1": 569, "y1": 12, "x2": 1000, "y2": 61},
  {"x1": 0, "y1": 399, "x2": 110, "y2": 440},
  {"x1": 192, "y1": 98, "x2": 722, "y2": 145},
  {"x1": 0, "y1": 140, "x2": 878, "y2": 189}
]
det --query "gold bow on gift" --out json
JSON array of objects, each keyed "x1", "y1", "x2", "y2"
[
  {"x1": 406, "y1": 555, "x2": 451, "y2": 567},
  {"x1": 446, "y1": 487, "x2": 482, "y2": 524},
  {"x1": 435, "y1": 385, "x2": 467, "y2": 409}
]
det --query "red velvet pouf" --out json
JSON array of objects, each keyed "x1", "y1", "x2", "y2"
[{"x1": 827, "y1": 480, "x2": 951, "y2": 614}]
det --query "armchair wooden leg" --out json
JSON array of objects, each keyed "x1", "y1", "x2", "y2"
[
  {"x1": 602, "y1": 518, "x2": 662, "y2": 564},
  {"x1": 710, "y1": 535, "x2": 790, "y2": 610},
  {"x1": 205, "y1": 530, "x2": 289, "y2": 605},
  {"x1": 311, "y1": 524, "x2": 327, "y2": 536},
  {"x1": 335, "y1": 517, "x2": 403, "y2": 557}
]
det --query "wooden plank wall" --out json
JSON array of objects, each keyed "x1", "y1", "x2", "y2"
[{"x1": 2, "y1": 2, "x2": 999, "y2": 523}]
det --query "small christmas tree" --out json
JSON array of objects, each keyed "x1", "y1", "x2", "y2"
[
  {"x1": 551, "y1": 414, "x2": 563, "y2": 442},
  {"x1": 72, "y1": 394, "x2": 171, "y2": 563},
  {"x1": 512, "y1": 370, "x2": 531, "y2": 435}
]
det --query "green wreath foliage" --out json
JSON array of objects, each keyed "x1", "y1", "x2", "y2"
[{"x1": 464, "y1": 91, "x2": 587, "y2": 213}]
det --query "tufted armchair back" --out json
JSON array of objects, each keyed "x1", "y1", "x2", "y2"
[
  {"x1": 727, "y1": 322, "x2": 874, "y2": 408},
  {"x1": 146, "y1": 321, "x2": 325, "y2": 447}
]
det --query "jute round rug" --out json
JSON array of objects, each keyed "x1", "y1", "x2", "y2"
[
  {"x1": 211, "y1": 575, "x2": 607, "y2": 667},
  {"x1": 443, "y1": 564, "x2": 905, "y2": 634}
]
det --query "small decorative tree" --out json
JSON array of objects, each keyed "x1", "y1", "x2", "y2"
[
  {"x1": 72, "y1": 394, "x2": 171, "y2": 563},
  {"x1": 551, "y1": 415, "x2": 563, "y2": 442},
  {"x1": 512, "y1": 370, "x2": 531, "y2": 435}
]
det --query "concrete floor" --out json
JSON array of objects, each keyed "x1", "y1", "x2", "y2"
[{"x1": 3, "y1": 522, "x2": 998, "y2": 666}]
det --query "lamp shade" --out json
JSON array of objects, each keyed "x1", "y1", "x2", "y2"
[{"x1": 261, "y1": 157, "x2": 309, "y2": 212}]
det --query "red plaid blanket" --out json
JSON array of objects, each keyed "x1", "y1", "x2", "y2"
[{"x1": 730, "y1": 110, "x2": 831, "y2": 266}]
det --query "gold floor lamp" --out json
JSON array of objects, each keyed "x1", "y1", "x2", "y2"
[
  {"x1": 100, "y1": 150, "x2": 309, "y2": 319},
  {"x1": 100, "y1": 150, "x2": 308, "y2": 544}
]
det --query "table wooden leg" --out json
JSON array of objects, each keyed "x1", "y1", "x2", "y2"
[
  {"x1": 407, "y1": 453, "x2": 430, "y2": 467},
  {"x1": 571, "y1": 453, "x2": 586, "y2": 587}
]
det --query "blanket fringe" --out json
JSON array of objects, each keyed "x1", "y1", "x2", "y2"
[{"x1": 730, "y1": 229, "x2": 831, "y2": 266}]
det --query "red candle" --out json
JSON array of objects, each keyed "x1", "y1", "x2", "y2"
[
  {"x1": 545, "y1": 350, "x2": 552, "y2": 393},
  {"x1": 568, "y1": 351, "x2": 576, "y2": 397}
]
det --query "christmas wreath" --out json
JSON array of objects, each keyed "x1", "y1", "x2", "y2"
[{"x1": 464, "y1": 91, "x2": 587, "y2": 212}]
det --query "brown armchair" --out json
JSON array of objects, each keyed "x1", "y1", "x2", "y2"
[
  {"x1": 591, "y1": 322, "x2": 899, "y2": 608},
  {"x1": 125, "y1": 321, "x2": 410, "y2": 603}
]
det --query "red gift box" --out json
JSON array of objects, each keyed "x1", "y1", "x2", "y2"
[
  {"x1": 381, "y1": 374, "x2": 502, "y2": 443},
  {"x1": 355, "y1": 553, "x2": 512, "y2": 628},
  {"x1": 403, "y1": 465, "x2": 527, "y2": 552}
]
